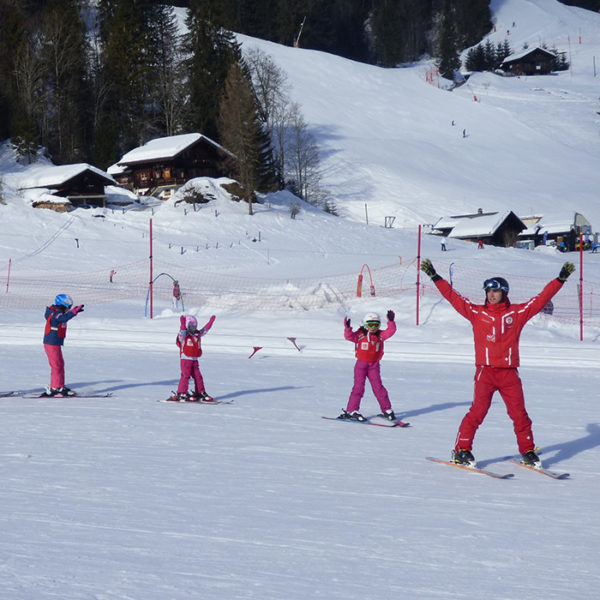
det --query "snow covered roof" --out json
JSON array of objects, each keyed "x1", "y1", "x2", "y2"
[
  {"x1": 18, "y1": 163, "x2": 115, "y2": 189},
  {"x1": 433, "y1": 210, "x2": 524, "y2": 238},
  {"x1": 116, "y1": 133, "x2": 230, "y2": 166},
  {"x1": 518, "y1": 212, "x2": 592, "y2": 236},
  {"x1": 501, "y1": 46, "x2": 556, "y2": 64}
]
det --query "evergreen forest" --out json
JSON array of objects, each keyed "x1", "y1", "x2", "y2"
[{"x1": 0, "y1": 0, "x2": 595, "y2": 197}]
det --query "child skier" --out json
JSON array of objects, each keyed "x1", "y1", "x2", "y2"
[
  {"x1": 43, "y1": 294, "x2": 84, "y2": 397},
  {"x1": 169, "y1": 314, "x2": 216, "y2": 402},
  {"x1": 339, "y1": 310, "x2": 397, "y2": 422}
]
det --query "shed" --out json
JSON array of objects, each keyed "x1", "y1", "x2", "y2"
[
  {"x1": 518, "y1": 212, "x2": 593, "y2": 250},
  {"x1": 18, "y1": 164, "x2": 116, "y2": 210},
  {"x1": 432, "y1": 210, "x2": 526, "y2": 247},
  {"x1": 108, "y1": 133, "x2": 233, "y2": 197},
  {"x1": 501, "y1": 47, "x2": 557, "y2": 75}
]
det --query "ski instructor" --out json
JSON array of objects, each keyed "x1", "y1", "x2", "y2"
[{"x1": 420, "y1": 258, "x2": 575, "y2": 469}]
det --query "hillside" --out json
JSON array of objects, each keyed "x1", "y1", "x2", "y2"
[{"x1": 236, "y1": 0, "x2": 600, "y2": 227}]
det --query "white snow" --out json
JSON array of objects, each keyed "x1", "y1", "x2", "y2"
[{"x1": 1, "y1": 1, "x2": 599, "y2": 598}]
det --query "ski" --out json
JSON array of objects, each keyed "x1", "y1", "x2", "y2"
[
  {"x1": 507, "y1": 459, "x2": 569, "y2": 480},
  {"x1": 17, "y1": 391, "x2": 113, "y2": 398},
  {"x1": 3, "y1": 389, "x2": 113, "y2": 398},
  {"x1": 426, "y1": 456, "x2": 514, "y2": 479},
  {"x1": 322, "y1": 416, "x2": 410, "y2": 428},
  {"x1": 159, "y1": 398, "x2": 233, "y2": 405}
]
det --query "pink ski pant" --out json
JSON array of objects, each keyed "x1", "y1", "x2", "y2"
[
  {"x1": 455, "y1": 366, "x2": 534, "y2": 454},
  {"x1": 44, "y1": 344, "x2": 65, "y2": 389},
  {"x1": 346, "y1": 360, "x2": 391, "y2": 413},
  {"x1": 177, "y1": 359, "x2": 205, "y2": 394}
]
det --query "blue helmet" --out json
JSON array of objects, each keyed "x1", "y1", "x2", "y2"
[
  {"x1": 55, "y1": 294, "x2": 73, "y2": 308},
  {"x1": 483, "y1": 277, "x2": 509, "y2": 294}
]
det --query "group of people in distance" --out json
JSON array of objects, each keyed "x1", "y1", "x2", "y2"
[{"x1": 42, "y1": 258, "x2": 575, "y2": 470}]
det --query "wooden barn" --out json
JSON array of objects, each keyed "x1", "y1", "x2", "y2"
[
  {"x1": 432, "y1": 209, "x2": 526, "y2": 248},
  {"x1": 109, "y1": 133, "x2": 233, "y2": 198},
  {"x1": 500, "y1": 47, "x2": 557, "y2": 75},
  {"x1": 18, "y1": 164, "x2": 116, "y2": 210}
]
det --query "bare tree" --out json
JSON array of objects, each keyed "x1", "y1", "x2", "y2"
[
  {"x1": 284, "y1": 102, "x2": 324, "y2": 207},
  {"x1": 12, "y1": 37, "x2": 46, "y2": 163},
  {"x1": 245, "y1": 47, "x2": 290, "y2": 185}
]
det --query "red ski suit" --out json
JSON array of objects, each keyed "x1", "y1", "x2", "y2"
[
  {"x1": 434, "y1": 277, "x2": 564, "y2": 453},
  {"x1": 344, "y1": 319, "x2": 396, "y2": 413},
  {"x1": 176, "y1": 316, "x2": 215, "y2": 395}
]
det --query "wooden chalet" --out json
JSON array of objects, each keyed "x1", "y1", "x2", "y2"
[
  {"x1": 109, "y1": 133, "x2": 233, "y2": 198},
  {"x1": 501, "y1": 47, "x2": 557, "y2": 75},
  {"x1": 18, "y1": 164, "x2": 116, "y2": 210},
  {"x1": 432, "y1": 209, "x2": 526, "y2": 247}
]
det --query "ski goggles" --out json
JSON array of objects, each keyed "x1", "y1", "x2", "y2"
[
  {"x1": 483, "y1": 279, "x2": 508, "y2": 292},
  {"x1": 365, "y1": 321, "x2": 380, "y2": 328}
]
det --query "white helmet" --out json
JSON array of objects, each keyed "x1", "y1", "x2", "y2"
[
  {"x1": 185, "y1": 315, "x2": 198, "y2": 329},
  {"x1": 363, "y1": 312, "x2": 381, "y2": 325}
]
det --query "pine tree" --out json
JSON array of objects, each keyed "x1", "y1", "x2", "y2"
[
  {"x1": 435, "y1": 4, "x2": 461, "y2": 80},
  {"x1": 39, "y1": 0, "x2": 90, "y2": 163},
  {"x1": 182, "y1": 1, "x2": 241, "y2": 141},
  {"x1": 96, "y1": 0, "x2": 169, "y2": 161}
]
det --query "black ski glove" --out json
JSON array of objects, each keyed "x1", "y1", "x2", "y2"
[
  {"x1": 558, "y1": 262, "x2": 575, "y2": 283},
  {"x1": 344, "y1": 317, "x2": 351, "y2": 328},
  {"x1": 420, "y1": 258, "x2": 440, "y2": 281},
  {"x1": 387, "y1": 310, "x2": 395, "y2": 322}
]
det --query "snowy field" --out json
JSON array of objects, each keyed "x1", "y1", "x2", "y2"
[
  {"x1": 1, "y1": 335, "x2": 599, "y2": 600},
  {"x1": 1, "y1": 0, "x2": 600, "y2": 598}
]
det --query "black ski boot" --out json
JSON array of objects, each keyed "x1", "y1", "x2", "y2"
[
  {"x1": 521, "y1": 450, "x2": 542, "y2": 468},
  {"x1": 452, "y1": 449, "x2": 476, "y2": 467},
  {"x1": 382, "y1": 409, "x2": 396, "y2": 421}
]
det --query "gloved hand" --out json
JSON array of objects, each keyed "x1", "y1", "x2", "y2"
[
  {"x1": 180, "y1": 315, "x2": 186, "y2": 329},
  {"x1": 387, "y1": 310, "x2": 395, "y2": 322},
  {"x1": 205, "y1": 315, "x2": 216, "y2": 330},
  {"x1": 71, "y1": 305, "x2": 84, "y2": 315},
  {"x1": 420, "y1": 258, "x2": 437, "y2": 279},
  {"x1": 558, "y1": 262, "x2": 575, "y2": 282},
  {"x1": 344, "y1": 317, "x2": 351, "y2": 328}
]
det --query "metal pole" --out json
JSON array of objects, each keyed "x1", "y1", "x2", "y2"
[
  {"x1": 416, "y1": 225, "x2": 422, "y2": 326},
  {"x1": 579, "y1": 232, "x2": 583, "y2": 341},
  {"x1": 6, "y1": 258, "x2": 11, "y2": 293},
  {"x1": 149, "y1": 218, "x2": 154, "y2": 319}
]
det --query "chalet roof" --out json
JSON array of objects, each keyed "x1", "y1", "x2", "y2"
[
  {"x1": 501, "y1": 46, "x2": 556, "y2": 65},
  {"x1": 433, "y1": 210, "x2": 525, "y2": 238},
  {"x1": 18, "y1": 163, "x2": 115, "y2": 189},
  {"x1": 115, "y1": 133, "x2": 231, "y2": 167}
]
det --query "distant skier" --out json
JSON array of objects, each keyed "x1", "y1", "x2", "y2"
[
  {"x1": 168, "y1": 314, "x2": 216, "y2": 402},
  {"x1": 43, "y1": 294, "x2": 84, "y2": 397},
  {"x1": 441, "y1": 237, "x2": 447, "y2": 251},
  {"x1": 172, "y1": 280, "x2": 182, "y2": 310},
  {"x1": 420, "y1": 258, "x2": 575, "y2": 469},
  {"x1": 338, "y1": 311, "x2": 397, "y2": 422}
]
